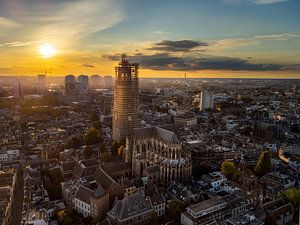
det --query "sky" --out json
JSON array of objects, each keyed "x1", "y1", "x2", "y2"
[{"x1": 0, "y1": 0, "x2": 299, "y2": 78}]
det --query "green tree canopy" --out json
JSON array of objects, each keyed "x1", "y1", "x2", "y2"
[
  {"x1": 118, "y1": 145, "x2": 124, "y2": 158},
  {"x1": 92, "y1": 120, "x2": 102, "y2": 130},
  {"x1": 90, "y1": 112, "x2": 99, "y2": 122},
  {"x1": 101, "y1": 152, "x2": 112, "y2": 162},
  {"x1": 221, "y1": 161, "x2": 239, "y2": 181},
  {"x1": 84, "y1": 145, "x2": 94, "y2": 158},
  {"x1": 84, "y1": 127, "x2": 102, "y2": 145},
  {"x1": 282, "y1": 188, "x2": 300, "y2": 206},
  {"x1": 255, "y1": 150, "x2": 272, "y2": 177},
  {"x1": 99, "y1": 143, "x2": 107, "y2": 153},
  {"x1": 282, "y1": 188, "x2": 300, "y2": 222},
  {"x1": 57, "y1": 209, "x2": 73, "y2": 225}
]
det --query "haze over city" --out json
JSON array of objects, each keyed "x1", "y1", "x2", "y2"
[
  {"x1": 1, "y1": 1, "x2": 300, "y2": 225},
  {"x1": 0, "y1": 0, "x2": 300, "y2": 78}
]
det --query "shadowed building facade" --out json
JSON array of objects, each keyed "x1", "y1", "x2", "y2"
[
  {"x1": 125, "y1": 125, "x2": 192, "y2": 184},
  {"x1": 112, "y1": 55, "x2": 139, "y2": 142}
]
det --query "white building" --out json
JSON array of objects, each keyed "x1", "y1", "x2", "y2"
[
  {"x1": 0, "y1": 149, "x2": 20, "y2": 161},
  {"x1": 201, "y1": 172, "x2": 227, "y2": 191},
  {"x1": 150, "y1": 194, "x2": 165, "y2": 217},
  {"x1": 74, "y1": 186, "x2": 92, "y2": 217},
  {"x1": 181, "y1": 198, "x2": 228, "y2": 225},
  {"x1": 199, "y1": 91, "x2": 214, "y2": 112},
  {"x1": 7, "y1": 149, "x2": 20, "y2": 160}
]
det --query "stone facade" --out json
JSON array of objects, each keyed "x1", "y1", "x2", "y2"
[{"x1": 125, "y1": 126, "x2": 192, "y2": 184}]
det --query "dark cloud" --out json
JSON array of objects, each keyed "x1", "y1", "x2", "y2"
[
  {"x1": 282, "y1": 64, "x2": 300, "y2": 71},
  {"x1": 104, "y1": 53, "x2": 283, "y2": 71},
  {"x1": 82, "y1": 63, "x2": 95, "y2": 68},
  {"x1": 147, "y1": 40, "x2": 208, "y2": 52}
]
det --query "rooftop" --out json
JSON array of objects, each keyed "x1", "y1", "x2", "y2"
[{"x1": 188, "y1": 198, "x2": 227, "y2": 213}]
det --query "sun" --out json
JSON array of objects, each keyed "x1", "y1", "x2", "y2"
[{"x1": 38, "y1": 43, "x2": 57, "y2": 58}]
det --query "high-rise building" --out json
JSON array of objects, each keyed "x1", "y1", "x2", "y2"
[
  {"x1": 12, "y1": 79, "x2": 23, "y2": 99},
  {"x1": 200, "y1": 91, "x2": 214, "y2": 112},
  {"x1": 104, "y1": 76, "x2": 113, "y2": 89},
  {"x1": 90, "y1": 75, "x2": 102, "y2": 89},
  {"x1": 37, "y1": 74, "x2": 46, "y2": 94},
  {"x1": 293, "y1": 84, "x2": 300, "y2": 95},
  {"x1": 77, "y1": 75, "x2": 89, "y2": 95},
  {"x1": 112, "y1": 55, "x2": 139, "y2": 142},
  {"x1": 65, "y1": 75, "x2": 76, "y2": 95}
]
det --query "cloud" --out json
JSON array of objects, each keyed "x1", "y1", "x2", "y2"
[
  {"x1": 147, "y1": 40, "x2": 208, "y2": 52},
  {"x1": 82, "y1": 63, "x2": 95, "y2": 68},
  {"x1": 225, "y1": 0, "x2": 289, "y2": 4},
  {"x1": 0, "y1": 0, "x2": 124, "y2": 48},
  {"x1": 36, "y1": 0, "x2": 123, "y2": 44},
  {"x1": 213, "y1": 33, "x2": 298, "y2": 49},
  {"x1": 282, "y1": 64, "x2": 300, "y2": 71},
  {"x1": 154, "y1": 31, "x2": 169, "y2": 35},
  {"x1": 104, "y1": 53, "x2": 284, "y2": 71},
  {"x1": 0, "y1": 17, "x2": 20, "y2": 28},
  {"x1": 0, "y1": 41, "x2": 33, "y2": 47}
]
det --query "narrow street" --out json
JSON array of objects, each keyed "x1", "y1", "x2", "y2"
[{"x1": 10, "y1": 169, "x2": 24, "y2": 225}]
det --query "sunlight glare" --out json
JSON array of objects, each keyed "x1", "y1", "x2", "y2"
[{"x1": 39, "y1": 43, "x2": 57, "y2": 58}]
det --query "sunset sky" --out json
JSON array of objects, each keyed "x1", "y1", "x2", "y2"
[{"x1": 0, "y1": 0, "x2": 299, "y2": 78}]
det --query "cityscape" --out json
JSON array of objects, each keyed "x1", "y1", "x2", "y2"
[{"x1": 0, "y1": 0, "x2": 300, "y2": 225}]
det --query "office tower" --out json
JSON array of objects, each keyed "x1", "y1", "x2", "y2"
[
  {"x1": 77, "y1": 75, "x2": 89, "y2": 95},
  {"x1": 200, "y1": 91, "x2": 214, "y2": 112},
  {"x1": 112, "y1": 55, "x2": 139, "y2": 142},
  {"x1": 37, "y1": 74, "x2": 46, "y2": 94},
  {"x1": 293, "y1": 84, "x2": 300, "y2": 95},
  {"x1": 104, "y1": 76, "x2": 113, "y2": 89},
  {"x1": 90, "y1": 75, "x2": 101, "y2": 89},
  {"x1": 12, "y1": 79, "x2": 23, "y2": 99},
  {"x1": 65, "y1": 75, "x2": 76, "y2": 95}
]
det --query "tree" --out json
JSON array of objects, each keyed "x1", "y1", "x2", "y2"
[
  {"x1": 221, "y1": 161, "x2": 239, "y2": 180},
  {"x1": 84, "y1": 145, "x2": 94, "y2": 159},
  {"x1": 90, "y1": 112, "x2": 99, "y2": 122},
  {"x1": 282, "y1": 188, "x2": 300, "y2": 222},
  {"x1": 118, "y1": 145, "x2": 124, "y2": 158},
  {"x1": 92, "y1": 120, "x2": 102, "y2": 130},
  {"x1": 282, "y1": 188, "x2": 300, "y2": 206},
  {"x1": 167, "y1": 201, "x2": 186, "y2": 222},
  {"x1": 84, "y1": 127, "x2": 101, "y2": 145},
  {"x1": 111, "y1": 141, "x2": 119, "y2": 156},
  {"x1": 151, "y1": 211, "x2": 158, "y2": 225},
  {"x1": 255, "y1": 150, "x2": 272, "y2": 177},
  {"x1": 57, "y1": 210, "x2": 73, "y2": 225},
  {"x1": 99, "y1": 143, "x2": 107, "y2": 153},
  {"x1": 101, "y1": 152, "x2": 112, "y2": 162}
]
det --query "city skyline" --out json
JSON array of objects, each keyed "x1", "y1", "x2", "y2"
[{"x1": 0, "y1": 0, "x2": 300, "y2": 78}]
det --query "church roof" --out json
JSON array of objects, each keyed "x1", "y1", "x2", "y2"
[
  {"x1": 107, "y1": 193, "x2": 152, "y2": 221},
  {"x1": 94, "y1": 185, "x2": 106, "y2": 198},
  {"x1": 94, "y1": 166, "x2": 116, "y2": 191},
  {"x1": 133, "y1": 125, "x2": 179, "y2": 144},
  {"x1": 74, "y1": 185, "x2": 93, "y2": 205}
]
